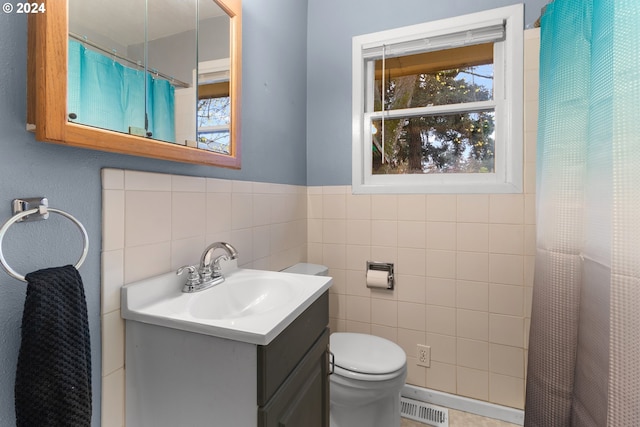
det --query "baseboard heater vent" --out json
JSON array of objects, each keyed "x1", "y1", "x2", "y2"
[{"x1": 400, "y1": 396, "x2": 449, "y2": 427}]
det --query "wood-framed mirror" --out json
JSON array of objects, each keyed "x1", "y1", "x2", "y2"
[{"x1": 26, "y1": 0, "x2": 242, "y2": 168}]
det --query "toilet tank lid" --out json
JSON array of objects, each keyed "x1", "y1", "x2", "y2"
[
  {"x1": 330, "y1": 332, "x2": 406, "y2": 375},
  {"x1": 281, "y1": 263, "x2": 328, "y2": 276}
]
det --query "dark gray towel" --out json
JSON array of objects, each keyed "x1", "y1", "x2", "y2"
[{"x1": 15, "y1": 265, "x2": 92, "y2": 427}]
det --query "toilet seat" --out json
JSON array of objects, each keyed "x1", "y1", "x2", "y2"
[
  {"x1": 330, "y1": 333, "x2": 406, "y2": 381},
  {"x1": 332, "y1": 364, "x2": 406, "y2": 382}
]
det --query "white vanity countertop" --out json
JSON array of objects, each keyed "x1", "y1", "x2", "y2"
[{"x1": 121, "y1": 267, "x2": 332, "y2": 345}]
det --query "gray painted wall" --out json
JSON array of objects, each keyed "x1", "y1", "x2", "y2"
[
  {"x1": 0, "y1": 0, "x2": 307, "y2": 424},
  {"x1": 306, "y1": 0, "x2": 549, "y2": 186}
]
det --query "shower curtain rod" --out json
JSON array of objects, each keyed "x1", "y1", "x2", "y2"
[{"x1": 68, "y1": 32, "x2": 190, "y2": 88}]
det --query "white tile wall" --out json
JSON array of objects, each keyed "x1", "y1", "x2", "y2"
[{"x1": 100, "y1": 170, "x2": 307, "y2": 427}]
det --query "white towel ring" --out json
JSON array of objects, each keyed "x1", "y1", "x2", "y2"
[{"x1": 0, "y1": 207, "x2": 89, "y2": 282}]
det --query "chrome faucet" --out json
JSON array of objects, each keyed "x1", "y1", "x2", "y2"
[
  {"x1": 177, "y1": 241, "x2": 239, "y2": 293},
  {"x1": 199, "y1": 241, "x2": 239, "y2": 281}
]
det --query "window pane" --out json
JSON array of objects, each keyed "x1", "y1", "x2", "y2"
[
  {"x1": 371, "y1": 110, "x2": 495, "y2": 174},
  {"x1": 197, "y1": 95, "x2": 230, "y2": 153},
  {"x1": 197, "y1": 130, "x2": 230, "y2": 154},
  {"x1": 370, "y1": 43, "x2": 494, "y2": 111},
  {"x1": 197, "y1": 97, "x2": 231, "y2": 127}
]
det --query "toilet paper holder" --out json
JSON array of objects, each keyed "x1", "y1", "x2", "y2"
[{"x1": 366, "y1": 261, "x2": 394, "y2": 290}]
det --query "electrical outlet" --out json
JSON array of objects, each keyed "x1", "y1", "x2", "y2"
[{"x1": 417, "y1": 344, "x2": 430, "y2": 367}]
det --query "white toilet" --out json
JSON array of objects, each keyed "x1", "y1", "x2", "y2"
[
  {"x1": 329, "y1": 332, "x2": 407, "y2": 427},
  {"x1": 282, "y1": 263, "x2": 408, "y2": 427}
]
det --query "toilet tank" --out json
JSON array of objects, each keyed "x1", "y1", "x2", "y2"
[{"x1": 282, "y1": 263, "x2": 328, "y2": 276}]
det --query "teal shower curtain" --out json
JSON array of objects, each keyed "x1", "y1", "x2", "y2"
[
  {"x1": 525, "y1": 0, "x2": 640, "y2": 426},
  {"x1": 67, "y1": 40, "x2": 176, "y2": 143}
]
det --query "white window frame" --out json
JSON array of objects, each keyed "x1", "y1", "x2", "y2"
[{"x1": 351, "y1": 4, "x2": 524, "y2": 194}]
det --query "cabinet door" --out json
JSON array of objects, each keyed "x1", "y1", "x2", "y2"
[
  {"x1": 257, "y1": 292, "x2": 328, "y2": 405},
  {"x1": 258, "y1": 329, "x2": 329, "y2": 427}
]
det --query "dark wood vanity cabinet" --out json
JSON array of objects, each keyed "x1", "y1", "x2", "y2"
[{"x1": 257, "y1": 292, "x2": 330, "y2": 427}]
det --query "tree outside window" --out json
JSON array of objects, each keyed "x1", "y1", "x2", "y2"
[
  {"x1": 197, "y1": 95, "x2": 230, "y2": 154},
  {"x1": 372, "y1": 64, "x2": 496, "y2": 175}
]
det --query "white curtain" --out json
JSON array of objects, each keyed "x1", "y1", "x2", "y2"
[{"x1": 525, "y1": 0, "x2": 640, "y2": 426}]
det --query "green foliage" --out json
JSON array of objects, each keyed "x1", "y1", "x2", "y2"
[{"x1": 373, "y1": 68, "x2": 495, "y2": 174}]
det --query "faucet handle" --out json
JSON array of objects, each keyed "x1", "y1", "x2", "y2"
[
  {"x1": 212, "y1": 255, "x2": 229, "y2": 276},
  {"x1": 177, "y1": 265, "x2": 200, "y2": 292}
]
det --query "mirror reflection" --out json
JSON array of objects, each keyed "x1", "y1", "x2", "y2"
[
  {"x1": 67, "y1": 0, "x2": 230, "y2": 152},
  {"x1": 197, "y1": 0, "x2": 231, "y2": 153}
]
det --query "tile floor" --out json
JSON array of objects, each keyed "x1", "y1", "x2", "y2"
[{"x1": 401, "y1": 409, "x2": 520, "y2": 427}]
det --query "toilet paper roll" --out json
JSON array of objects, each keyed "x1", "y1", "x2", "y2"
[{"x1": 366, "y1": 269, "x2": 390, "y2": 289}]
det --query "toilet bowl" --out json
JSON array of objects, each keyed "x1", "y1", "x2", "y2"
[
  {"x1": 329, "y1": 332, "x2": 407, "y2": 427},
  {"x1": 282, "y1": 264, "x2": 408, "y2": 427}
]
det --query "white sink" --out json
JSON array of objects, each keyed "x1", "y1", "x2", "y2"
[
  {"x1": 121, "y1": 267, "x2": 332, "y2": 345},
  {"x1": 189, "y1": 275, "x2": 297, "y2": 320}
]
